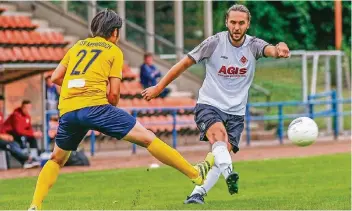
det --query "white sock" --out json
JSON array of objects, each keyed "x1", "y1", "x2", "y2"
[
  {"x1": 190, "y1": 165, "x2": 221, "y2": 196},
  {"x1": 212, "y1": 141, "x2": 233, "y2": 179}
]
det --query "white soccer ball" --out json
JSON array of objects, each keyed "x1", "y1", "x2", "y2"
[{"x1": 287, "y1": 117, "x2": 319, "y2": 147}]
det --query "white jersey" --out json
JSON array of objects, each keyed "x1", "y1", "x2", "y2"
[{"x1": 188, "y1": 31, "x2": 270, "y2": 115}]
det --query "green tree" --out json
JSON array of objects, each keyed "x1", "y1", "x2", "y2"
[{"x1": 212, "y1": 1, "x2": 351, "y2": 51}]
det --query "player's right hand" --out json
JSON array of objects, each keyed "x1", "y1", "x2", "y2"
[{"x1": 141, "y1": 85, "x2": 162, "y2": 101}]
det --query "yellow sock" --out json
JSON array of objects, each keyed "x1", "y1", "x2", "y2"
[
  {"x1": 31, "y1": 160, "x2": 60, "y2": 207},
  {"x1": 147, "y1": 137, "x2": 198, "y2": 179}
]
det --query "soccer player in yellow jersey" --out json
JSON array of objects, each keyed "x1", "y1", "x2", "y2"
[{"x1": 28, "y1": 9, "x2": 214, "y2": 210}]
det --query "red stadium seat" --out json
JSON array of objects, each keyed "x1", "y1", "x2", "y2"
[
  {"x1": 0, "y1": 31, "x2": 7, "y2": 44},
  {"x1": 29, "y1": 31, "x2": 44, "y2": 45},
  {"x1": 21, "y1": 47, "x2": 35, "y2": 62},
  {"x1": 4, "y1": 16, "x2": 16, "y2": 28},
  {"x1": 50, "y1": 31, "x2": 66, "y2": 44},
  {"x1": 4, "y1": 48, "x2": 16, "y2": 62},
  {"x1": 0, "y1": 29, "x2": 67, "y2": 46},
  {"x1": 118, "y1": 99, "x2": 133, "y2": 108},
  {"x1": 149, "y1": 98, "x2": 164, "y2": 107},
  {"x1": 39, "y1": 47, "x2": 52, "y2": 62},
  {"x1": 132, "y1": 98, "x2": 149, "y2": 107},
  {"x1": 4, "y1": 30, "x2": 15, "y2": 44},
  {"x1": 12, "y1": 31, "x2": 25, "y2": 45},
  {"x1": 46, "y1": 47, "x2": 57, "y2": 61},
  {"x1": 29, "y1": 47, "x2": 43, "y2": 61},
  {"x1": 12, "y1": 47, "x2": 25, "y2": 62},
  {"x1": 20, "y1": 30, "x2": 34, "y2": 45},
  {"x1": 0, "y1": 47, "x2": 8, "y2": 63},
  {"x1": 39, "y1": 32, "x2": 52, "y2": 45},
  {"x1": 16, "y1": 16, "x2": 36, "y2": 29},
  {"x1": 54, "y1": 48, "x2": 65, "y2": 59}
]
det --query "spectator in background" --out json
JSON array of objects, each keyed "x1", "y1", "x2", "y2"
[
  {"x1": 0, "y1": 96, "x2": 40, "y2": 168},
  {"x1": 2, "y1": 100, "x2": 42, "y2": 156},
  {"x1": 45, "y1": 75, "x2": 60, "y2": 110},
  {"x1": 140, "y1": 53, "x2": 170, "y2": 98},
  {"x1": 0, "y1": 132, "x2": 40, "y2": 169}
]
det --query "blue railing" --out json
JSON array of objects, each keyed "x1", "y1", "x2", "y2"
[
  {"x1": 245, "y1": 91, "x2": 351, "y2": 145},
  {"x1": 44, "y1": 106, "x2": 195, "y2": 156},
  {"x1": 127, "y1": 107, "x2": 194, "y2": 154},
  {"x1": 44, "y1": 91, "x2": 351, "y2": 156}
]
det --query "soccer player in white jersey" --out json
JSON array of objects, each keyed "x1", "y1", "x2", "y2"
[{"x1": 142, "y1": 4, "x2": 290, "y2": 204}]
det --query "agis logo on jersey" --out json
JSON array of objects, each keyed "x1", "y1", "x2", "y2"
[{"x1": 217, "y1": 65, "x2": 247, "y2": 78}]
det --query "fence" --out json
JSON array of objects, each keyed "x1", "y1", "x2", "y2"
[
  {"x1": 245, "y1": 91, "x2": 351, "y2": 145},
  {"x1": 44, "y1": 106, "x2": 195, "y2": 156},
  {"x1": 44, "y1": 91, "x2": 351, "y2": 156}
]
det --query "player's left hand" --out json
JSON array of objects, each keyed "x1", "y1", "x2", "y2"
[
  {"x1": 276, "y1": 42, "x2": 290, "y2": 58},
  {"x1": 141, "y1": 85, "x2": 162, "y2": 101}
]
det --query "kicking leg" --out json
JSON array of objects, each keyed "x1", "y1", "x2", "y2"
[
  {"x1": 123, "y1": 121, "x2": 214, "y2": 185},
  {"x1": 184, "y1": 164, "x2": 221, "y2": 204},
  {"x1": 90, "y1": 105, "x2": 214, "y2": 185}
]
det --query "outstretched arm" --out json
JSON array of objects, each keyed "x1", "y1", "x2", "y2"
[
  {"x1": 264, "y1": 42, "x2": 290, "y2": 58},
  {"x1": 141, "y1": 56, "x2": 195, "y2": 101}
]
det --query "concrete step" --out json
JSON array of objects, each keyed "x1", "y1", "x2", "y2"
[
  {"x1": 1, "y1": 11, "x2": 32, "y2": 17},
  {"x1": 168, "y1": 83, "x2": 178, "y2": 92},
  {"x1": 242, "y1": 129, "x2": 277, "y2": 141},
  {"x1": 244, "y1": 122, "x2": 261, "y2": 130},
  {"x1": 130, "y1": 67, "x2": 140, "y2": 75},
  {"x1": 32, "y1": 19, "x2": 65, "y2": 34},
  {"x1": 31, "y1": 19, "x2": 49, "y2": 29},
  {"x1": 64, "y1": 35, "x2": 80, "y2": 47},
  {"x1": 169, "y1": 91, "x2": 193, "y2": 98},
  {"x1": 0, "y1": 2, "x2": 17, "y2": 12},
  {"x1": 35, "y1": 27, "x2": 65, "y2": 34}
]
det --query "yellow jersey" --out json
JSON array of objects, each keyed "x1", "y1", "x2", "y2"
[{"x1": 58, "y1": 36, "x2": 123, "y2": 116}]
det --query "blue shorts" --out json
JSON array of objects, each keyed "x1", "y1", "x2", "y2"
[
  {"x1": 194, "y1": 103, "x2": 244, "y2": 153},
  {"x1": 55, "y1": 104, "x2": 136, "y2": 151}
]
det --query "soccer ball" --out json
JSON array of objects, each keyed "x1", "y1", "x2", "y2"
[{"x1": 287, "y1": 117, "x2": 318, "y2": 147}]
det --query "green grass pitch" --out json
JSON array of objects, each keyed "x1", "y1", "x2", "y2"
[{"x1": 0, "y1": 153, "x2": 350, "y2": 210}]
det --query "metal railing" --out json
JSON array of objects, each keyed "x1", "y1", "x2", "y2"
[
  {"x1": 245, "y1": 91, "x2": 351, "y2": 145},
  {"x1": 44, "y1": 91, "x2": 351, "y2": 156},
  {"x1": 44, "y1": 107, "x2": 195, "y2": 156}
]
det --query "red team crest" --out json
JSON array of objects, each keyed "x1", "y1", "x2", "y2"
[{"x1": 240, "y1": 56, "x2": 248, "y2": 64}]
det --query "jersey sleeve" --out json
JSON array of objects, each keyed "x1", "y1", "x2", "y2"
[
  {"x1": 249, "y1": 38, "x2": 271, "y2": 60},
  {"x1": 109, "y1": 48, "x2": 123, "y2": 79},
  {"x1": 187, "y1": 34, "x2": 219, "y2": 63},
  {"x1": 59, "y1": 48, "x2": 71, "y2": 67}
]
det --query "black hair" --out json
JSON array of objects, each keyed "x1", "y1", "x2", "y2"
[
  {"x1": 90, "y1": 8, "x2": 123, "y2": 39},
  {"x1": 21, "y1": 100, "x2": 31, "y2": 106}
]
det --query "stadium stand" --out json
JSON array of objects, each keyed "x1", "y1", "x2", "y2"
[{"x1": 0, "y1": 3, "x2": 200, "y2": 154}]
